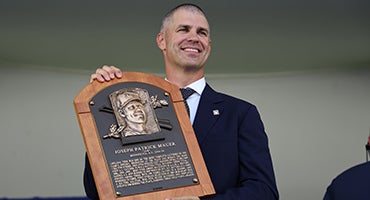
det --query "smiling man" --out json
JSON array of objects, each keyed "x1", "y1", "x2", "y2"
[
  {"x1": 157, "y1": 5, "x2": 211, "y2": 88},
  {"x1": 85, "y1": 3, "x2": 279, "y2": 200}
]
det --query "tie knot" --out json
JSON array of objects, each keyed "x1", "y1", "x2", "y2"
[{"x1": 180, "y1": 88, "x2": 196, "y2": 100}]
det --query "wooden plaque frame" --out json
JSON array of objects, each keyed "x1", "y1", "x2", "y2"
[{"x1": 74, "y1": 72, "x2": 215, "y2": 200}]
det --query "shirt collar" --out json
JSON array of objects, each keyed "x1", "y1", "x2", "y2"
[
  {"x1": 185, "y1": 77, "x2": 206, "y2": 96},
  {"x1": 164, "y1": 77, "x2": 206, "y2": 96}
]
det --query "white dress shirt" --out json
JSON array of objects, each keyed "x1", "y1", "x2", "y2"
[{"x1": 183, "y1": 78, "x2": 206, "y2": 124}]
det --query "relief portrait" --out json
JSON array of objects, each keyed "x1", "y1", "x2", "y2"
[{"x1": 109, "y1": 88, "x2": 161, "y2": 138}]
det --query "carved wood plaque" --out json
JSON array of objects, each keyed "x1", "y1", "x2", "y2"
[{"x1": 74, "y1": 72, "x2": 215, "y2": 200}]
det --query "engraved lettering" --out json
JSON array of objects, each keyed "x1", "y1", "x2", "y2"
[
  {"x1": 110, "y1": 151, "x2": 195, "y2": 188},
  {"x1": 114, "y1": 142, "x2": 176, "y2": 155}
]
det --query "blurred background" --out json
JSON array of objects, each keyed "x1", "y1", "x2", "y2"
[
  {"x1": 1, "y1": 0, "x2": 369, "y2": 199},
  {"x1": 1, "y1": 0, "x2": 369, "y2": 73}
]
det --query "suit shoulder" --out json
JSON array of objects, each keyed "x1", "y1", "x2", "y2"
[
  {"x1": 325, "y1": 162, "x2": 370, "y2": 199},
  {"x1": 216, "y1": 90, "x2": 254, "y2": 107},
  {"x1": 332, "y1": 162, "x2": 370, "y2": 183},
  {"x1": 204, "y1": 84, "x2": 257, "y2": 111}
]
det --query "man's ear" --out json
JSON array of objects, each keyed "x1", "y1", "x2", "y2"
[{"x1": 156, "y1": 32, "x2": 166, "y2": 50}]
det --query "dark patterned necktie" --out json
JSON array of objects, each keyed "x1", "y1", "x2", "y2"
[{"x1": 180, "y1": 88, "x2": 196, "y2": 116}]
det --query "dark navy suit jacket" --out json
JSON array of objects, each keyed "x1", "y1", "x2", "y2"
[
  {"x1": 323, "y1": 161, "x2": 370, "y2": 200},
  {"x1": 84, "y1": 84, "x2": 279, "y2": 200}
]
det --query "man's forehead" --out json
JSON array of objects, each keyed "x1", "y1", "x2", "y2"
[
  {"x1": 171, "y1": 10, "x2": 209, "y2": 29},
  {"x1": 127, "y1": 100, "x2": 142, "y2": 105}
]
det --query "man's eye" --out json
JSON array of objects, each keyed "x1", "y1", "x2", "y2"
[
  {"x1": 199, "y1": 31, "x2": 208, "y2": 36},
  {"x1": 178, "y1": 28, "x2": 188, "y2": 32}
]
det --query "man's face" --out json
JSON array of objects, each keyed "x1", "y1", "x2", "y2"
[
  {"x1": 123, "y1": 101, "x2": 146, "y2": 124},
  {"x1": 158, "y1": 9, "x2": 211, "y2": 70}
]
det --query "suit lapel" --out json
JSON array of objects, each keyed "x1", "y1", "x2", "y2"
[{"x1": 193, "y1": 84, "x2": 224, "y2": 145}]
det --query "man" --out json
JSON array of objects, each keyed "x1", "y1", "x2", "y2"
[
  {"x1": 323, "y1": 161, "x2": 370, "y2": 200},
  {"x1": 116, "y1": 90, "x2": 149, "y2": 137},
  {"x1": 84, "y1": 3, "x2": 279, "y2": 200}
]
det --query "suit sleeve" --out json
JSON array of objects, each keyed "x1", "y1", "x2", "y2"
[
  {"x1": 202, "y1": 105, "x2": 279, "y2": 200},
  {"x1": 83, "y1": 153, "x2": 99, "y2": 200}
]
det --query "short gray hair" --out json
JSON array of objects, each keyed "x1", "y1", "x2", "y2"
[{"x1": 159, "y1": 3, "x2": 207, "y2": 33}]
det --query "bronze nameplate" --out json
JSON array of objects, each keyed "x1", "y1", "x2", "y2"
[{"x1": 74, "y1": 72, "x2": 215, "y2": 200}]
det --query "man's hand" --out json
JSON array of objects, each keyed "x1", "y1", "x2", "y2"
[
  {"x1": 165, "y1": 196, "x2": 200, "y2": 200},
  {"x1": 90, "y1": 65, "x2": 122, "y2": 83}
]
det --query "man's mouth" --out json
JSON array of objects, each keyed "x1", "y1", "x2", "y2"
[
  {"x1": 182, "y1": 47, "x2": 201, "y2": 53},
  {"x1": 133, "y1": 111, "x2": 144, "y2": 117}
]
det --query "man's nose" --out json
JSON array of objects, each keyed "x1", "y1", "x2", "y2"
[{"x1": 187, "y1": 31, "x2": 200, "y2": 42}]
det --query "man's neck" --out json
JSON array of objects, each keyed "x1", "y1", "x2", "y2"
[{"x1": 165, "y1": 66, "x2": 204, "y2": 88}]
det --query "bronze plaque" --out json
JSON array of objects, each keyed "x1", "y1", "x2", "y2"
[{"x1": 74, "y1": 72, "x2": 214, "y2": 200}]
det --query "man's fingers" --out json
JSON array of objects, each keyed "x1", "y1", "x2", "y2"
[
  {"x1": 89, "y1": 73, "x2": 97, "y2": 83},
  {"x1": 102, "y1": 65, "x2": 122, "y2": 79},
  {"x1": 101, "y1": 65, "x2": 114, "y2": 79},
  {"x1": 89, "y1": 72, "x2": 106, "y2": 83},
  {"x1": 109, "y1": 65, "x2": 123, "y2": 78},
  {"x1": 96, "y1": 67, "x2": 111, "y2": 81},
  {"x1": 90, "y1": 65, "x2": 123, "y2": 83}
]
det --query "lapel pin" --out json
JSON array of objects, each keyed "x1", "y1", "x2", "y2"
[{"x1": 213, "y1": 109, "x2": 220, "y2": 116}]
